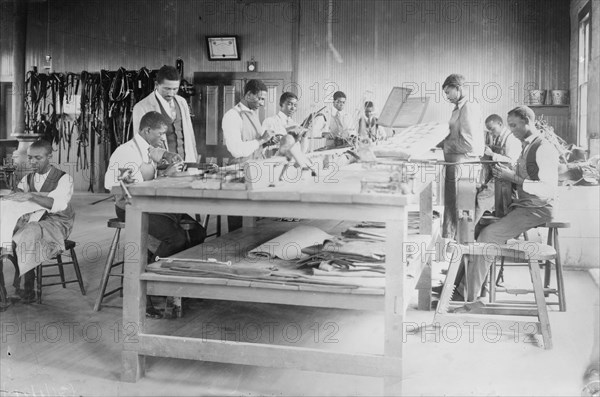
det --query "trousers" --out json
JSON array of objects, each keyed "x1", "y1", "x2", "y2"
[{"x1": 466, "y1": 205, "x2": 552, "y2": 301}]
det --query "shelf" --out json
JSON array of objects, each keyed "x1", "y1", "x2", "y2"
[{"x1": 529, "y1": 105, "x2": 570, "y2": 108}]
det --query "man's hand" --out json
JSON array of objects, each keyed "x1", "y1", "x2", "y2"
[
  {"x1": 163, "y1": 161, "x2": 184, "y2": 177},
  {"x1": 260, "y1": 130, "x2": 275, "y2": 145},
  {"x1": 484, "y1": 146, "x2": 494, "y2": 157},
  {"x1": 5, "y1": 192, "x2": 32, "y2": 202},
  {"x1": 162, "y1": 151, "x2": 183, "y2": 164},
  {"x1": 492, "y1": 163, "x2": 516, "y2": 182}
]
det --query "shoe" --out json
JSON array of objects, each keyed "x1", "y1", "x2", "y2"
[
  {"x1": 145, "y1": 306, "x2": 163, "y2": 319},
  {"x1": 16, "y1": 289, "x2": 36, "y2": 304},
  {"x1": 0, "y1": 300, "x2": 11, "y2": 312}
]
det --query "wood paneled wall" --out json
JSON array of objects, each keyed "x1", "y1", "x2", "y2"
[{"x1": 1, "y1": 0, "x2": 572, "y2": 152}]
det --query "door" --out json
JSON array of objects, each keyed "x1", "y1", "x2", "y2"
[{"x1": 192, "y1": 72, "x2": 291, "y2": 165}]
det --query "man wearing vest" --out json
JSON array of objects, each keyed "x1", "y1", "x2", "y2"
[
  {"x1": 222, "y1": 79, "x2": 274, "y2": 231},
  {"x1": 458, "y1": 105, "x2": 559, "y2": 307},
  {"x1": 474, "y1": 114, "x2": 522, "y2": 225},
  {"x1": 132, "y1": 65, "x2": 198, "y2": 163},
  {"x1": 1, "y1": 139, "x2": 74, "y2": 308}
]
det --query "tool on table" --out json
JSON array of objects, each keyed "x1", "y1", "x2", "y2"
[
  {"x1": 155, "y1": 257, "x2": 232, "y2": 267},
  {"x1": 117, "y1": 168, "x2": 133, "y2": 204}
]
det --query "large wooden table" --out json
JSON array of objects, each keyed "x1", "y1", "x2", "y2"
[{"x1": 120, "y1": 163, "x2": 435, "y2": 395}]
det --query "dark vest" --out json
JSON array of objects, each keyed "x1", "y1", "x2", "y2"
[
  {"x1": 26, "y1": 166, "x2": 75, "y2": 234},
  {"x1": 514, "y1": 135, "x2": 552, "y2": 208},
  {"x1": 157, "y1": 98, "x2": 185, "y2": 158}
]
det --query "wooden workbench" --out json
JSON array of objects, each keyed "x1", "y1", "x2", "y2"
[{"x1": 120, "y1": 163, "x2": 436, "y2": 395}]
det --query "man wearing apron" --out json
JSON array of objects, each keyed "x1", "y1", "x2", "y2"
[
  {"x1": 132, "y1": 65, "x2": 198, "y2": 163},
  {"x1": 105, "y1": 112, "x2": 205, "y2": 263},
  {"x1": 222, "y1": 79, "x2": 274, "y2": 231}
]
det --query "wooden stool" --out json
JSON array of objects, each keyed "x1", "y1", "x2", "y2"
[
  {"x1": 543, "y1": 221, "x2": 569, "y2": 311},
  {"x1": 435, "y1": 241, "x2": 555, "y2": 349},
  {"x1": 36, "y1": 239, "x2": 86, "y2": 304},
  {"x1": 93, "y1": 218, "x2": 125, "y2": 312}
]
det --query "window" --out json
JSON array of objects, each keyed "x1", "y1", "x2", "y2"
[{"x1": 577, "y1": 3, "x2": 591, "y2": 147}]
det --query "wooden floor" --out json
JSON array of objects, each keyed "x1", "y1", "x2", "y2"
[{"x1": 0, "y1": 193, "x2": 598, "y2": 396}]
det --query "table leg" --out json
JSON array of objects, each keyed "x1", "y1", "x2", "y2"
[
  {"x1": 384, "y1": 211, "x2": 407, "y2": 396},
  {"x1": 122, "y1": 205, "x2": 149, "y2": 382}
]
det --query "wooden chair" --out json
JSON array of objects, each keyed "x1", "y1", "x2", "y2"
[
  {"x1": 434, "y1": 241, "x2": 555, "y2": 349},
  {"x1": 36, "y1": 239, "x2": 86, "y2": 304}
]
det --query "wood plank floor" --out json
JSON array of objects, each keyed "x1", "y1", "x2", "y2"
[{"x1": 0, "y1": 193, "x2": 598, "y2": 396}]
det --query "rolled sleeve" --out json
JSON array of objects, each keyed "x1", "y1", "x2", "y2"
[
  {"x1": 47, "y1": 174, "x2": 73, "y2": 212},
  {"x1": 223, "y1": 109, "x2": 261, "y2": 159},
  {"x1": 104, "y1": 146, "x2": 144, "y2": 190}
]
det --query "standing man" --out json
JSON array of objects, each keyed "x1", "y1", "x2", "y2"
[
  {"x1": 262, "y1": 92, "x2": 300, "y2": 137},
  {"x1": 440, "y1": 73, "x2": 485, "y2": 240},
  {"x1": 1, "y1": 139, "x2": 74, "y2": 307},
  {"x1": 222, "y1": 79, "x2": 274, "y2": 231},
  {"x1": 328, "y1": 91, "x2": 355, "y2": 145},
  {"x1": 133, "y1": 65, "x2": 198, "y2": 162},
  {"x1": 222, "y1": 79, "x2": 273, "y2": 165},
  {"x1": 459, "y1": 106, "x2": 559, "y2": 305}
]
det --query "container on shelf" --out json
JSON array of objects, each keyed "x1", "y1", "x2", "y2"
[
  {"x1": 550, "y1": 90, "x2": 569, "y2": 105},
  {"x1": 528, "y1": 89, "x2": 547, "y2": 105}
]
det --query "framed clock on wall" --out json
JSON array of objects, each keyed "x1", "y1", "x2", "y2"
[{"x1": 206, "y1": 36, "x2": 240, "y2": 61}]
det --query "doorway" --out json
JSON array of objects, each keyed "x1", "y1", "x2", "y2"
[{"x1": 192, "y1": 72, "x2": 292, "y2": 165}]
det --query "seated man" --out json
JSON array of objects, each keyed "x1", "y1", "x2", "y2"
[
  {"x1": 474, "y1": 114, "x2": 522, "y2": 225},
  {"x1": 357, "y1": 101, "x2": 386, "y2": 142},
  {"x1": 104, "y1": 111, "x2": 205, "y2": 262},
  {"x1": 1, "y1": 139, "x2": 75, "y2": 308},
  {"x1": 459, "y1": 105, "x2": 559, "y2": 306},
  {"x1": 327, "y1": 91, "x2": 355, "y2": 146}
]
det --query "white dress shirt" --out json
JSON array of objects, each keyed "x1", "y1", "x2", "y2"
[
  {"x1": 262, "y1": 111, "x2": 298, "y2": 136},
  {"x1": 105, "y1": 134, "x2": 156, "y2": 190},
  {"x1": 222, "y1": 103, "x2": 263, "y2": 159}
]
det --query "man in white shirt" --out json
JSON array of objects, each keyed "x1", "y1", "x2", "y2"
[
  {"x1": 132, "y1": 65, "x2": 198, "y2": 162},
  {"x1": 222, "y1": 79, "x2": 274, "y2": 165},
  {"x1": 357, "y1": 101, "x2": 386, "y2": 142},
  {"x1": 262, "y1": 92, "x2": 299, "y2": 137},
  {"x1": 475, "y1": 114, "x2": 522, "y2": 224},
  {"x1": 458, "y1": 106, "x2": 559, "y2": 305},
  {"x1": 328, "y1": 91, "x2": 355, "y2": 145},
  {"x1": 1, "y1": 139, "x2": 74, "y2": 307},
  {"x1": 105, "y1": 112, "x2": 205, "y2": 262}
]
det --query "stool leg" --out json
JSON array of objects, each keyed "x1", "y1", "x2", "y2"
[
  {"x1": 56, "y1": 254, "x2": 67, "y2": 288},
  {"x1": 93, "y1": 229, "x2": 120, "y2": 312},
  {"x1": 36, "y1": 265, "x2": 42, "y2": 304},
  {"x1": 489, "y1": 258, "x2": 496, "y2": 303},
  {"x1": 528, "y1": 258, "x2": 552, "y2": 349},
  {"x1": 70, "y1": 248, "x2": 86, "y2": 296},
  {"x1": 544, "y1": 228, "x2": 554, "y2": 291},
  {"x1": 554, "y1": 229, "x2": 566, "y2": 312},
  {"x1": 496, "y1": 257, "x2": 505, "y2": 286},
  {"x1": 435, "y1": 248, "x2": 462, "y2": 318}
]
